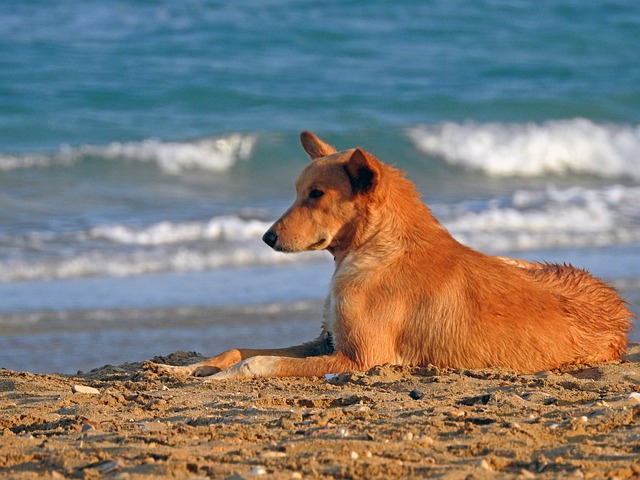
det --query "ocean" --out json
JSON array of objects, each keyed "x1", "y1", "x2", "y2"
[{"x1": 1, "y1": 0, "x2": 639, "y2": 374}]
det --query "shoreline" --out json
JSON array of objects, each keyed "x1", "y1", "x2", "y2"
[
  {"x1": 1, "y1": 296, "x2": 638, "y2": 375},
  {"x1": 0, "y1": 302, "x2": 324, "y2": 375},
  {"x1": 1, "y1": 345, "x2": 639, "y2": 478}
]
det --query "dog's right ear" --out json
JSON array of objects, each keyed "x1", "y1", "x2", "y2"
[
  {"x1": 300, "y1": 131, "x2": 337, "y2": 159},
  {"x1": 344, "y1": 148, "x2": 380, "y2": 194}
]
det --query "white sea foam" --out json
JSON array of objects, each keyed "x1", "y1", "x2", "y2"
[
  {"x1": 0, "y1": 133, "x2": 256, "y2": 173},
  {"x1": 0, "y1": 215, "x2": 325, "y2": 282},
  {"x1": 408, "y1": 119, "x2": 640, "y2": 180},
  {"x1": 441, "y1": 184, "x2": 640, "y2": 252},
  {"x1": 0, "y1": 152, "x2": 62, "y2": 170},
  {"x1": 82, "y1": 133, "x2": 256, "y2": 174},
  {"x1": 0, "y1": 243, "x2": 325, "y2": 283},
  {"x1": 89, "y1": 216, "x2": 270, "y2": 245},
  {"x1": 1, "y1": 185, "x2": 639, "y2": 283}
]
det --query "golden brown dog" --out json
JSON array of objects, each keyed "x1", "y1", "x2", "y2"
[{"x1": 149, "y1": 131, "x2": 631, "y2": 380}]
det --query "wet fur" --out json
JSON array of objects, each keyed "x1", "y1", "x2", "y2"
[{"x1": 148, "y1": 132, "x2": 632, "y2": 379}]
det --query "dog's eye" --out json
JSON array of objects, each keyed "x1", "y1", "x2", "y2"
[{"x1": 309, "y1": 189, "x2": 324, "y2": 199}]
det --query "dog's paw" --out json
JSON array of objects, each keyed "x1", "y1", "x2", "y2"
[
  {"x1": 191, "y1": 365, "x2": 222, "y2": 377},
  {"x1": 144, "y1": 361, "x2": 221, "y2": 378},
  {"x1": 201, "y1": 357, "x2": 275, "y2": 381},
  {"x1": 200, "y1": 361, "x2": 247, "y2": 382},
  {"x1": 144, "y1": 361, "x2": 197, "y2": 377}
]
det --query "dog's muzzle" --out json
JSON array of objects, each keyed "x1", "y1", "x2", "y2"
[{"x1": 262, "y1": 230, "x2": 278, "y2": 249}]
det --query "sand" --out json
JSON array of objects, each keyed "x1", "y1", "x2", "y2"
[{"x1": 1, "y1": 346, "x2": 639, "y2": 479}]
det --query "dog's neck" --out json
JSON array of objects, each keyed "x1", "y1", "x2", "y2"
[{"x1": 329, "y1": 170, "x2": 455, "y2": 266}]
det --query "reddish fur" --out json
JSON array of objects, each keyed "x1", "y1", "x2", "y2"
[{"x1": 149, "y1": 131, "x2": 632, "y2": 379}]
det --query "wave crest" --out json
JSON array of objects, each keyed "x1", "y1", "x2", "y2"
[
  {"x1": 441, "y1": 184, "x2": 640, "y2": 251},
  {"x1": 0, "y1": 215, "x2": 325, "y2": 282},
  {"x1": 0, "y1": 133, "x2": 256, "y2": 174},
  {"x1": 1, "y1": 185, "x2": 639, "y2": 283},
  {"x1": 408, "y1": 119, "x2": 640, "y2": 180},
  {"x1": 89, "y1": 216, "x2": 269, "y2": 245}
]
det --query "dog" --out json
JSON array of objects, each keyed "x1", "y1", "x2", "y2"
[{"x1": 148, "y1": 131, "x2": 631, "y2": 380}]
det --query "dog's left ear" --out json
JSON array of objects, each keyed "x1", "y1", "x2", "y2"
[
  {"x1": 300, "y1": 131, "x2": 337, "y2": 159},
  {"x1": 344, "y1": 148, "x2": 380, "y2": 194}
]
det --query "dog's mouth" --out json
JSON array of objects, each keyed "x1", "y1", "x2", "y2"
[{"x1": 307, "y1": 238, "x2": 327, "y2": 250}]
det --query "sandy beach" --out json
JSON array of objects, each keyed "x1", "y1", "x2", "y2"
[
  {"x1": 1, "y1": 345, "x2": 639, "y2": 479},
  {"x1": 3, "y1": 2, "x2": 640, "y2": 478}
]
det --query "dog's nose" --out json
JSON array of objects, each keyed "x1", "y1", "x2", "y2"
[{"x1": 262, "y1": 230, "x2": 278, "y2": 248}]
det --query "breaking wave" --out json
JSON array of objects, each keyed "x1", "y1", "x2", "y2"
[
  {"x1": 0, "y1": 215, "x2": 325, "y2": 283},
  {"x1": 0, "y1": 133, "x2": 256, "y2": 174},
  {"x1": 441, "y1": 184, "x2": 640, "y2": 252},
  {"x1": 89, "y1": 216, "x2": 269, "y2": 245},
  {"x1": 2, "y1": 183, "x2": 639, "y2": 283},
  {"x1": 408, "y1": 119, "x2": 640, "y2": 180}
]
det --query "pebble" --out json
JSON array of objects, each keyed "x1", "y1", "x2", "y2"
[
  {"x1": 350, "y1": 451, "x2": 359, "y2": 460},
  {"x1": 478, "y1": 459, "x2": 492, "y2": 471},
  {"x1": 72, "y1": 384, "x2": 100, "y2": 395},
  {"x1": 260, "y1": 451, "x2": 287, "y2": 458},
  {"x1": 444, "y1": 409, "x2": 465, "y2": 418},
  {"x1": 409, "y1": 389, "x2": 424, "y2": 400},
  {"x1": 81, "y1": 423, "x2": 96, "y2": 434},
  {"x1": 147, "y1": 399, "x2": 166, "y2": 410},
  {"x1": 250, "y1": 466, "x2": 266, "y2": 475},
  {"x1": 401, "y1": 431, "x2": 414, "y2": 441},
  {"x1": 420, "y1": 436, "x2": 435, "y2": 447},
  {"x1": 291, "y1": 473, "x2": 303, "y2": 479},
  {"x1": 338, "y1": 428, "x2": 348, "y2": 438},
  {"x1": 343, "y1": 404, "x2": 370, "y2": 413},
  {"x1": 97, "y1": 459, "x2": 125, "y2": 474},
  {"x1": 628, "y1": 392, "x2": 640, "y2": 404}
]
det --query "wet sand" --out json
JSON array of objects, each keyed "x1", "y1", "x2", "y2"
[{"x1": 1, "y1": 345, "x2": 639, "y2": 479}]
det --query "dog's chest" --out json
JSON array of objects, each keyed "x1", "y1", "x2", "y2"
[{"x1": 322, "y1": 257, "x2": 360, "y2": 349}]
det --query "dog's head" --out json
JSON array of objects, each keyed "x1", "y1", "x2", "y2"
[{"x1": 262, "y1": 131, "x2": 382, "y2": 255}]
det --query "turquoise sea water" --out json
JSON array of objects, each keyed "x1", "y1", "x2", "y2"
[{"x1": 1, "y1": 0, "x2": 639, "y2": 372}]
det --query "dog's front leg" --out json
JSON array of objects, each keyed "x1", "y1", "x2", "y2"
[
  {"x1": 146, "y1": 334, "x2": 333, "y2": 378},
  {"x1": 144, "y1": 360, "x2": 221, "y2": 377},
  {"x1": 203, "y1": 352, "x2": 361, "y2": 381}
]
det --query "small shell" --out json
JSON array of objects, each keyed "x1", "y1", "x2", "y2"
[
  {"x1": 72, "y1": 385, "x2": 100, "y2": 395},
  {"x1": 250, "y1": 466, "x2": 267, "y2": 475}
]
